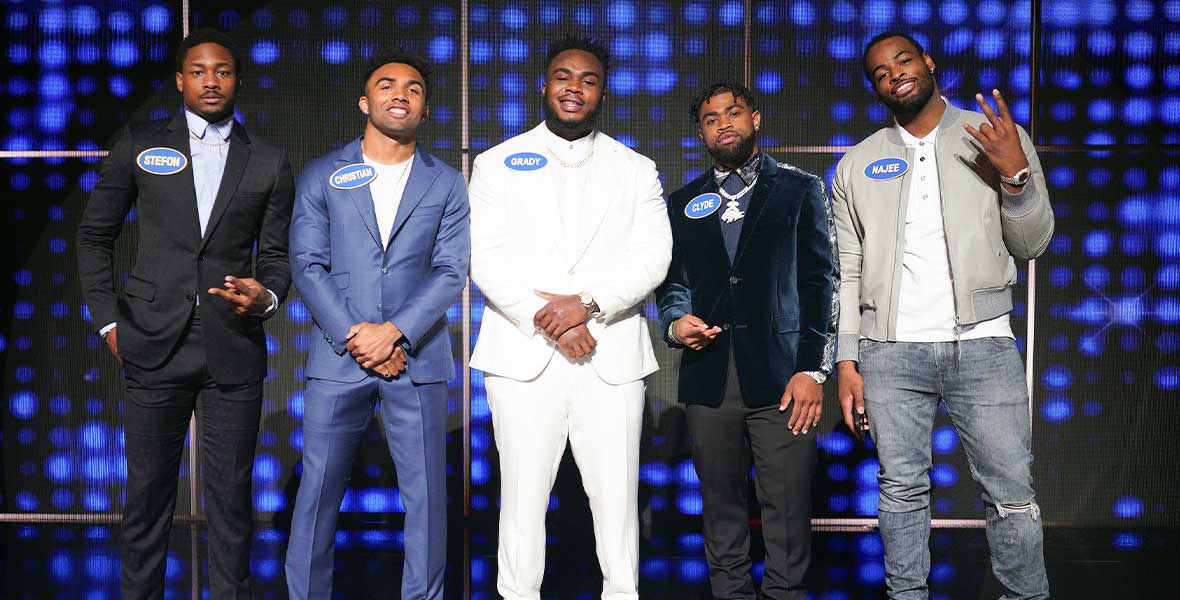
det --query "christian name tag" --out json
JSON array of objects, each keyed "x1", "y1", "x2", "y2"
[
  {"x1": 504, "y1": 152, "x2": 547, "y2": 171},
  {"x1": 136, "y1": 147, "x2": 187, "y2": 175},
  {"x1": 685, "y1": 193, "x2": 722, "y2": 219},
  {"x1": 329, "y1": 163, "x2": 378, "y2": 190},
  {"x1": 864, "y1": 157, "x2": 909, "y2": 181}
]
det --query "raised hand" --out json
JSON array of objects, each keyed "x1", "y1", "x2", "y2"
[{"x1": 963, "y1": 89, "x2": 1030, "y2": 191}]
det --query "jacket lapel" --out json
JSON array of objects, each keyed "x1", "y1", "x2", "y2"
[
  {"x1": 163, "y1": 116, "x2": 202, "y2": 248},
  {"x1": 386, "y1": 147, "x2": 441, "y2": 246},
  {"x1": 731, "y1": 156, "x2": 777, "y2": 269},
  {"x1": 199, "y1": 121, "x2": 251, "y2": 251},
  {"x1": 565, "y1": 134, "x2": 616, "y2": 271},
  {"x1": 337, "y1": 138, "x2": 384, "y2": 250}
]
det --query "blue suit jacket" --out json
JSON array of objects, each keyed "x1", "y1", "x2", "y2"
[
  {"x1": 656, "y1": 156, "x2": 839, "y2": 407},
  {"x1": 290, "y1": 139, "x2": 470, "y2": 384}
]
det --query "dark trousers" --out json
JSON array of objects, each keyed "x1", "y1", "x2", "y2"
[
  {"x1": 121, "y1": 309, "x2": 262, "y2": 600},
  {"x1": 686, "y1": 353, "x2": 816, "y2": 600}
]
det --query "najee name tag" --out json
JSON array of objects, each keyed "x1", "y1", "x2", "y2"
[
  {"x1": 685, "y1": 193, "x2": 722, "y2": 219},
  {"x1": 505, "y1": 152, "x2": 547, "y2": 171},
  {"x1": 329, "y1": 163, "x2": 378, "y2": 190},
  {"x1": 136, "y1": 147, "x2": 187, "y2": 175},
  {"x1": 864, "y1": 157, "x2": 909, "y2": 181}
]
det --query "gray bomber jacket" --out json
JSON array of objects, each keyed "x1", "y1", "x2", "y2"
[{"x1": 831, "y1": 102, "x2": 1054, "y2": 363}]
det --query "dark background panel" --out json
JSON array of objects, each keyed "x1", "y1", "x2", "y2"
[{"x1": 1033, "y1": 150, "x2": 1180, "y2": 525}]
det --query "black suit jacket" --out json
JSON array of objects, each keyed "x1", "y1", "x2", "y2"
[
  {"x1": 656, "y1": 156, "x2": 838, "y2": 407},
  {"x1": 77, "y1": 113, "x2": 294, "y2": 383}
]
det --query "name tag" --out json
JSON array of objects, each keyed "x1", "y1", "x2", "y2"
[
  {"x1": 863, "y1": 157, "x2": 909, "y2": 181},
  {"x1": 329, "y1": 163, "x2": 378, "y2": 190},
  {"x1": 685, "y1": 193, "x2": 722, "y2": 219},
  {"x1": 504, "y1": 152, "x2": 547, "y2": 171},
  {"x1": 136, "y1": 147, "x2": 187, "y2": 175}
]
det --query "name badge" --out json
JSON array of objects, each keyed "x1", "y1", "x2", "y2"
[
  {"x1": 864, "y1": 157, "x2": 909, "y2": 181},
  {"x1": 329, "y1": 163, "x2": 378, "y2": 190},
  {"x1": 136, "y1": 147, "x2": 187, "y2": 175},
  {"x1": 505, "y1": 152, "x2": 547, "y2": 171},
  {"x1": 685, "y1": 193, "x2": 722, "y2": 219}
]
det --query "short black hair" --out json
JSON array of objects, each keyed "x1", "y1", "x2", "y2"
[
  {"x1": 175, "y1": 28, "x2": 241, "y2": 74},
  {"x1": 361, "y1": 48, "x2": 434, "y2": 102},
  {"x1": 545, "y1": 35, "x2": 610, "y2": 78},
  {"x1": 689, "y1": 82, "x2": 757, "y2": 123},
  {"x1": 862, "y1": 31, "x2": 926, "y2": 81}
]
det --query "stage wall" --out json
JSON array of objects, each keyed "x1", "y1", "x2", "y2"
[{"x1": 3, "y1": 0, "x2": 1178, "y2": 578}]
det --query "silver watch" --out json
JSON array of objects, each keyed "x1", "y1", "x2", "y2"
[
  {"x1": 803, "y1": 370, "x2": 827, "y2": 385},
  {"x1": 1000, "y1": 167, "x2": 1031, "y2": 187},
  {"x1": 578, "y1": 291, "x2": 599, "y2": 317}
]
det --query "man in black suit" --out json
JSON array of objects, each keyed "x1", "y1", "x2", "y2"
[
  {"x1": 656, "y1": 82, "x2": 838, "y2": 600},
  {"x1": 76, "y1": 28, "x2": 293, "y2": 599}
]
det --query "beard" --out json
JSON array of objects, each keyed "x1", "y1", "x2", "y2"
[
  {"x1": 707, "y1": 130, "x2": 758, "y2": 168},
  {"x1": 879, "y1": 72, "x2": 936, "y2": 117},
  {"x1": 543, "y1": 97, "x2": 601, "y2": 135}
]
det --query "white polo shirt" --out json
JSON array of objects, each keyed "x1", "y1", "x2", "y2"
[{"x1": 894, "y1": 124, "x2": 1013, "y2": 341}]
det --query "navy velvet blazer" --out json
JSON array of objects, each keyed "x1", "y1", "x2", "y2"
[{"x1": 656, "y1": 155, "x2": 839, "y2": 408}]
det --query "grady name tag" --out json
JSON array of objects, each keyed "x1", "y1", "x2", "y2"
[
  {"x1": 505, "y1": 152, "x2": 547, "y2": 171},
  {"x1": 329, "y1": 163, "x2": 378, "y2": 190},
  {"x1": 864, "y1": 157, "x2": 909, "y2": 181},
  {"x1": 685, "y1": 193, "x2": 722, "y2": 219},
  {"x1": 136, "y1": 147, "x2": 188, "y2": 175}
]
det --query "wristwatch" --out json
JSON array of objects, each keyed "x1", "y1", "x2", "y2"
[
  {"x1": 578, "y1": 291, "x2": 600, "y2": 318},
  {"x1": 1000, "y1": 167, "x2": 1031, "y2": 187},
  {"x1": 803, "y1": 370, "x2": 827, "y2": 385}
]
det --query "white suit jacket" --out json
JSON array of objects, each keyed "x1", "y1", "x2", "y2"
[{"x1": 469, "y1": 123, "x2": 673, "y2": 384}]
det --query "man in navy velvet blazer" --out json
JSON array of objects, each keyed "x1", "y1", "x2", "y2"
[{"x1": 656, "y1": 82, "x2": 839, "y2": 600}]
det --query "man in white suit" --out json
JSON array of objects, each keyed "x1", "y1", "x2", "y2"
[{"x1": 468, "y1": 36, "x2": 672, "y2": 600}]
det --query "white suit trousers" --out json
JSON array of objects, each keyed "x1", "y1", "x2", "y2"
[{"x1": 486, "y1": 356, "x2": 645, "y2": 600}]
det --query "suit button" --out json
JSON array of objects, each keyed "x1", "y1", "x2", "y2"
[
  {"x1": 377, "y1": 303, "x2": 383, "y2": 310},
  {"x1": 729, "y1": 276, "x2": 739, "y2": 284},
  {"x1": 381, "y1": 267, "x2": 388, "y2": 274},
  {"x1": 198, "y1": 255, "x2": 205, "y2": 262},
  {"x1": 186, "y1": 293, "x2": 194, "y2": 301},
  {"x1": 722, "y1": 323, "x2": 731, "y2": 331}
]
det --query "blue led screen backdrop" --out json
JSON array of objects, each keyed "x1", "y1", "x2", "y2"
[{"x1": 3, "y1": 0, "x2": 1177, "y2": 547}]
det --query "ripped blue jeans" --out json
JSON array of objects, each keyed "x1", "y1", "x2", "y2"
[{"x1": 859, "y1": 337, "x2": 1049, "y2": 600}]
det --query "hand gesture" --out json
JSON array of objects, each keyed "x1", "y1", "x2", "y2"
[
  {"x1": 533, "y1": 290, "x2": 587, "y2": 339},
  {"x1": 555, "y1": 324, "x2": 597, "y2": 359},
  {"x1": 837, "y1": 361, "x2": 869, "y2": 440},
  {"x1": 208, "y1": 275, "x2": 271, "y2": 316},
  {"x1": 963, "y1": 89, "x2": 1030, "y2": 188},
  {"x1": 374, "y1": 346, "x2": 408, "y2": 379},
  {"x1": 672, "y1": 314, "x2": 723, "y2": 350},
  {"x1": 781, "y1": 373, "x2": 823, "y2": 435},
  {"x1": 346, "y1": 321, "x2": 403, "y2": 370}
]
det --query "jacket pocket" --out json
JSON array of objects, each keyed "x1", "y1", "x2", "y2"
[
  {"x1": 124, "y1": 275, "x2": 157, "y2": 302},
  {"x1": 774, "y1": 314, "x2": 800, "y2": 333},
  {"x1": 331, "y1": 272, "x2": 349, "y2": 290}
]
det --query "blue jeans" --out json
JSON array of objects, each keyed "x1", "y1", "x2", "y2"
[{"x1": 859, "y1": 338, "x2": 1049, "y2": 600}]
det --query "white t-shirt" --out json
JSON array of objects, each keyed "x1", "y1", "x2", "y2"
[
  {"x1": 362, "y1": 153, "x2": 413, "y2": 250},
  {"x1": 894, "y1": 124, "x2": 1013, "y2": 341},
  {"x1": 541, "y1": 127, "x2": 596, "y2": 254}
]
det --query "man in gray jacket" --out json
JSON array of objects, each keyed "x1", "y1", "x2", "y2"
[{"x1": 833, "y1": 32, "x2": 1053, "y2": 599}]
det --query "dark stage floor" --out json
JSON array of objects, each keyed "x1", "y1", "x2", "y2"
[{"x1": 1, "y1": 522, "x2": 1173, "y2": 599}]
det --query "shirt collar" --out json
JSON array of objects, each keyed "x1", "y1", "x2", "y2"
[
  {"x1": 896, "y1": 123, "x2": 938, "y2": 148},
  {"x1": 713, "y1": 151, "x2": 762, "y2": 186},
  {"x1": 541, "y1": 125, "x2": 596, "y2": 161},
  {"x1": 185, "y1": 109, "x2": 234, "y2": 142}
]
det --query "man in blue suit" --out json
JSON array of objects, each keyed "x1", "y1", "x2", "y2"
[
  {"x1": 657, "y1": 82, "x2": 838, "y2": 600},
  {"x1": 284, "y1": 49, "x2": 470, "y2": 600}
]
